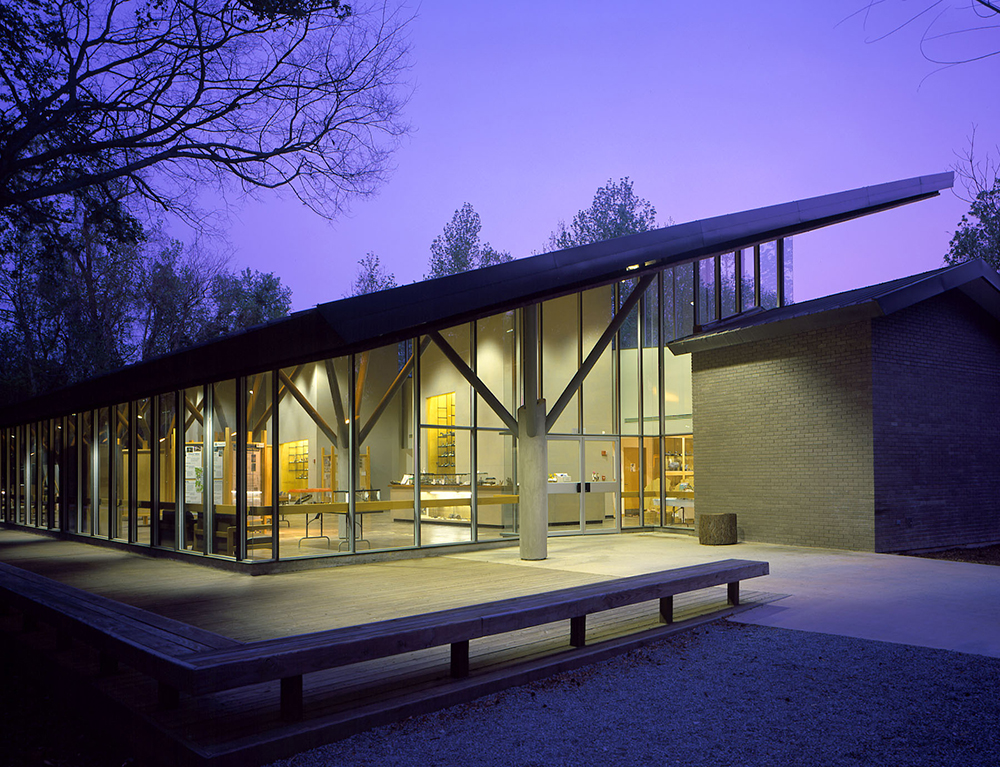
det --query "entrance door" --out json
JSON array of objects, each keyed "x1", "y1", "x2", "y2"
[{"x1": 546, "y1": 437, "x2": 619, "y2": 534}]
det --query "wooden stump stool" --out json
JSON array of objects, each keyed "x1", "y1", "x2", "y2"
[{"x1": 698, "y1": 513, "x2": 737, "y2": 545}]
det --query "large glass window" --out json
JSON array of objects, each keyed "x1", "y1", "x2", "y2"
[
  {"x1": 50, "y1": 418, "x2": 62, "y2": 530},
  {"x1": 356, "y1": 342, "x2": 416, "y2": 552},
  {"x1": 63, "y1": 416, "x2": 78, "y2": 533},
  {"x1": 80, "y1": 411, "x2": 93, "y2": 535},
  {"x1": 208, "y1": 379, "x2": 238, "y2": 558},
  {"x1": 157, "y1": 393, "x2": 178, "y2": 549},
  {"x1": 542, "y1": 294, "x2": 579, "y2": 434},
  {"x1": 760, "y1": 240, "x2": 779, "y2": 309},
  {"x1": 720, "y1": 253, "x2": 737, "y2": 318},
  {"x1": 420, "y1": 325, "x2": 473, "y2": 544},
  {"x1": 114, "y1": 403, "x2": 129, "y2": 541},
  {"x1": 182, "y1": 387, "x2": 205, "y2": 552},
  {"x1": 134, "y1": 398, "x2": 152, "y2": 544},
  {"x1": 244, "y1": 373, "x2": 274, "y2": 561},
  {"x1": 278, "y1": 359, "x2": 344, "y2": 557},
  {"x1": 619, "y1": 280, "x2": 640, "y2": 437},
  {"x1": 582, "y1": 284, "x2": 615, "y2": 435},
  {"x1": 38, "y1": 420, "x2": 50, "y2": 528},
  {"x1": 97, "y1": 408, "x2": 110, "y2": 537}
]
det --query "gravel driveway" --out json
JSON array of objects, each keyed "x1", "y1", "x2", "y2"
[{"x1": 266, "y1": 621, "x2": 1000, "y2": 767}]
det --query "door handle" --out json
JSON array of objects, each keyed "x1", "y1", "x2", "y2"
[{"x1": 584, "y1": 482, "x2": 592, "y2": 493}]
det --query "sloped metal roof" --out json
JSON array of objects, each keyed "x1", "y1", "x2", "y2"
[
  {"x1": 0, "y1": 171, "x2": 954, "y2": 425},
  {"x1": 667, "y1": 258, "x2": 1000, "y2": 355}
]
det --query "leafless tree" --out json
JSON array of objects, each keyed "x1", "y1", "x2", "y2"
[
  {"x1": 844, "y1": 1, "x2": 999, "y2": 74},
  {"x1": 954, "y1": 127, "x2": 999, "y2": 202},
  {"x1": 0, "y1": 0, "x2": 411, "y2": 223}
]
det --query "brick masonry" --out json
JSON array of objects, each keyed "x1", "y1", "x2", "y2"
[
  {"x1": 691, "y1": 321, "x2": 876, "y2": 551},
  {"x1": 690, "y1": 289, "x2": 1000, "y2": 553},
  {"x1": 871, "y1": 292, "x2": 1000, "y2": 551}
]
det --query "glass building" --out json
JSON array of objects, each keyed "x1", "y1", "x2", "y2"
[{"x1": 0, "y1": 174, "x2": 951, "y2": 568}]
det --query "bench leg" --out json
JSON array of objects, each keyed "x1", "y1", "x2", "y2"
[
  {"x1": 281, "y1": 675, "x2": 303, "y2": 722},
  {"x1": 158, "y1": 683, "x2": 180, "y2": 709},
  {"x1": 728, "y1": 581, "x2": 740, "y2": 606},
  {"x1": 99, "y1": 651, "x2": 119, "y2": 676},
  {"x1": 570, "y1": 615, "x2": 586, "y2": 648},
  {"x1": 450, "y1": 640, "x2": 470, "y2": 678},
  {"x1": 659, "y1": 596, "x2": 673, "y2": 624}
]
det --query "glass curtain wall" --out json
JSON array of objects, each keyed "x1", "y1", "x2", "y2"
[
  {"x1": 96, "y1": 408, "x2": 110, "y2": 537},
  {"x1": 63, "y1": 416, "x2": 78, "y2": 533},
  {"x1": 182, "y1": 386, "x2": 205, "y2": 552},
  {"x1": 475, "y1": 312, "x2": 518, "y2": 540},
  {"x1": 356, "y1": 341, "x2": 416, "y2": 551},
  {"x1": 419, "y1": 325, "x2": 473, "y2": 544},
  {"x1": 134, "y1": 398, "x2": 152, "y2": 544},
  {"x1": 244, "y1": 373, "x2": 274, "y2": 561},
  {"x1": 80, "y1": 411, "x2": 93, "y2": 535},
  {"x1": 277, "y1": 359, "x2": 345, "y2": 557},
  {"x1": 0, "y1": 241, "x2": 792, "y2": 556},
  {"x1": 114, "y1": 403, "x2": 129, "y2": 540},
  {"x1": 157, "y1": 393, "x2": 178, "y2": 548}
]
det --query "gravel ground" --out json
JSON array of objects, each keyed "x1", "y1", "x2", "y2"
[
  {"x1": 912, "y1": 543, "x2": 1000, "y2": 567},
  {"x1": 265, "y1": 621, "x2": 1000, "y2": 767}
]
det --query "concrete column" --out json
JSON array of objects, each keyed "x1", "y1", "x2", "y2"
[{"x1": 518, "y1": 399, "x2": 547, "y2": 561}]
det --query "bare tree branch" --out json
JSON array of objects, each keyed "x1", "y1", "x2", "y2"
[{"x1": 0, "y1": 0, "x2": 411, "y2": 223}]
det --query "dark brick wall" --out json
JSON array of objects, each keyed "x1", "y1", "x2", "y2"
[
  {"x1": 872, "y1": 291, "x2": 1000, "y2": 551},
  {"x1": 691, "y1": 321, "x2": 876, "y2": 550}
]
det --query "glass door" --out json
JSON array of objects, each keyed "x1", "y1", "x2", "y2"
[
  {"x1": 546, "y1": 437, "x2": 620, "y2": 534},
  {"x1": 546, "y1": 437, "x2": 581, "y2": 533},
  {"x1": 583, "y1": 438, "x2": 618, "y2": 532}
]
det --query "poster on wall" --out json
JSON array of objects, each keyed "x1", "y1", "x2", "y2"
[
  {"x1": 184, "y1": 444, "x2": 226, "y2": 504},
  {"x1": 184, "y1": 445, "x2": 202, "y2": 504}
]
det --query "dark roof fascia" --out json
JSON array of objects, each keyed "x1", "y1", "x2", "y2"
[
  {"x1": 319, "y1": 172, "x2": 955, "y2": 349},
  {"x1": 0, "y1": 172, "x2": 953, "y2": 426},
  {"x1": 668, "y1": 259, "x2": 1000, "y2": 355}
]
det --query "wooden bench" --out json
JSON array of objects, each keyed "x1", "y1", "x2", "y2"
[
  {"x1": 0, "y1": 558, "x2": 768, "y2": 722},
  {"x1": 0, "y1": 561, "x2": 241, "y2": 707}
]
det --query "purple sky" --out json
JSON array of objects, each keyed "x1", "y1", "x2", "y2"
[{"x1": 205, "y1": 2, "x2": 1000, "y2": 312}]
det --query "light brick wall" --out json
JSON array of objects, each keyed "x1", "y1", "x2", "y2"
[
  {"x1": 691, "y1": 321, "x2": 876, "y2": 550},
  {"x1": 872, "y1": 292, "x2": 1000, "y2": 551}
]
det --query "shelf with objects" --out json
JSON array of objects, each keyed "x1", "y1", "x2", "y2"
[
  {"x1": 661, "y1": 434, "x2": 694, "y2": 527},
  {"x1": 388, "y1": 472, "x2": 517, "y2": 527}
]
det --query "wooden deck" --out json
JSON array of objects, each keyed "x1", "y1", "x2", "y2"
[{"x1": 0, "y1": 529, "x2": 777, "y2": 766}]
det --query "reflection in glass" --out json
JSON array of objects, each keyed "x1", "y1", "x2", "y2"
[
  {"x1": 97, "y1": 408, "x2": 109, "y2": 537},
  {"x1": 209, "y1": 379, "x2": 237, "y2": 557},
  {"x1": 81, "y1": 412, "x2": 93, "y2": 535},
  {"x1": 760, "y1": 241, "x2": 778, "y2": 309},
  {"x1": 582, "y1": 285, "x2": 615, "y2": 434},
  {"x1": 697, "y1": 258, "x2": 717, "y2": 326},
  {"x1": 183, "y1": 387, "x2": 204, "y2": 552},
  {"x1": 542, "y1": 294, "x2": 579, "y2": 434},
  {"x1": 476, "y1": 429, "x2": 516, "y2": 540},
  {"x1": 245, "y1": 373, "x2": 274, "y2": 561},
  {"x1": 134, "y1": 398, "x2": 151, "y2": 544},
  {"x1": 357, "y1": 342, "x2": 415, "y2": 552},
  {"x1": 157, "y1": 393, "x2": 177, "y2": 549},
  {"x1": 721, "y1": 253, "x2": 737, "y2": 318},
  {"x1": 114, "y1": 403, "x2": 129, "y2": 540},
  {"x1": 278, "y1": 359, "x2": 344, "y2": 558}
]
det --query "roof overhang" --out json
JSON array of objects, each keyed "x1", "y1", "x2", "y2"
[{"x1": 0, "y1": 171, "x2": 955, "y2": 425}]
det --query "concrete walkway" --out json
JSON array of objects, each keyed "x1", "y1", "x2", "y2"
[{"x1": 450, "y1": 532, "x2": 1000, "y2": 658}]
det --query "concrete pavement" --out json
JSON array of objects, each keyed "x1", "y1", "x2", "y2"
[{"x1": 449, "y1": 532, "x2": 1000, "y2": 658}]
